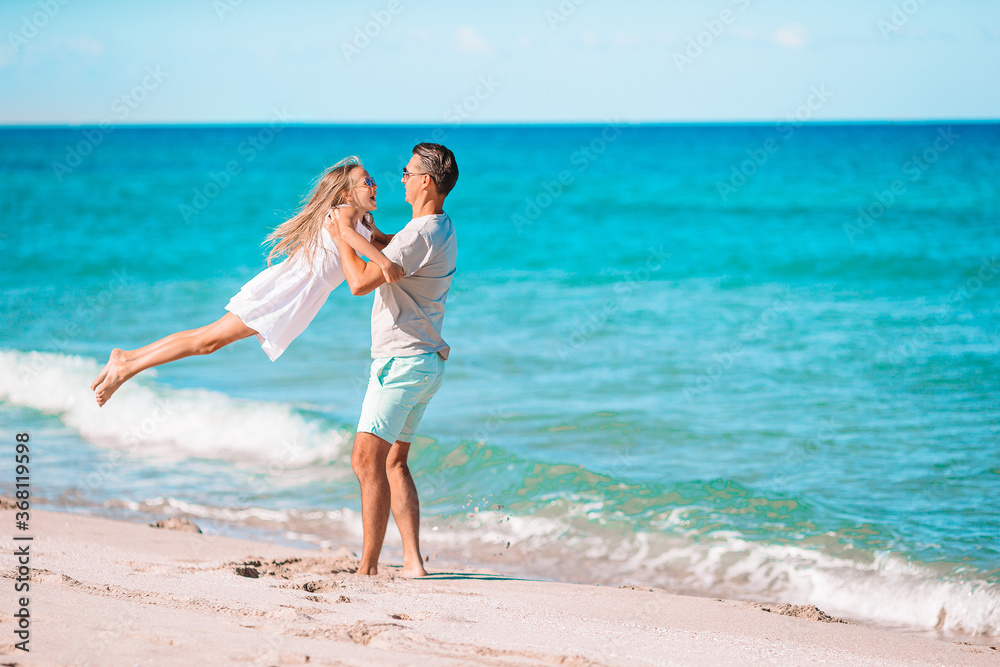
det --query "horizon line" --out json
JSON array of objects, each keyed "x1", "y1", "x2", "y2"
[{"x1": 0, "y1": 118, "x2": 998, "y2": 130}]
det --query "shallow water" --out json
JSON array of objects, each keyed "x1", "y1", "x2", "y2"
[{"x1": 1, "y1": 123, "x2": 998, "y2": 639}]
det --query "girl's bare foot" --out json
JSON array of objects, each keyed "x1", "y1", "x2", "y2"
[{"x1": 91, "y1": 349, "x2": 130, "y2": 407}]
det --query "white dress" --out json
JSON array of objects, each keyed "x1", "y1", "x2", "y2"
[{"x1": 226, "y1": 206, "x2": 373, "y2": 361}]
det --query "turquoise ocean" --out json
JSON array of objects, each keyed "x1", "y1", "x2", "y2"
[{"x1": 1, "y1": 123, "x2": 997, "y2": 640}]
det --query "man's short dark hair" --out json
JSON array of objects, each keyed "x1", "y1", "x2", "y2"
[{"x1": 412, "y1": 143, "x2": 458, "y2": 196}]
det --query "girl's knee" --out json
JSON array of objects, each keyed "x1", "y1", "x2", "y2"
[{"x1": 194, "y1": 333, "x2": 225, "y2": 355}]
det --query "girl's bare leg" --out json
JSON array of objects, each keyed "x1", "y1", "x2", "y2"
[{"x1": 91, "y1": 312, "x2": 257, "y2": 407}]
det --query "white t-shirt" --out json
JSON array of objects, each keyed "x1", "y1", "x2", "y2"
[{"x1": 371, "y1": 213, "x2": 456, "y2": 359}]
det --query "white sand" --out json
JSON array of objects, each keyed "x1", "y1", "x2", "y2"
[{"x1": 1, "y1": 508, "x2": 996, "y2": 666}]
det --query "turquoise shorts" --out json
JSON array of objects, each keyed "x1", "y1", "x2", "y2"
[{"x1": 357, "y1": 352, "x2": 445, "y2": 443}]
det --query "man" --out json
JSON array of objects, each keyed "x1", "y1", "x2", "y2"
[{"x1": 332, "y1": 143, "x2": 458, "y2": 576}]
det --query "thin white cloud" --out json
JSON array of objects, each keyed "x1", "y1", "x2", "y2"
[
  {"x1": 0, "y1": 36, "x2": 104, "y2": 69},
  {"x1": 612, "y1": 32, "x2": 641, "y2": 47},
  {"x1": 774, "y1": 24, "x2": 808, "y2": 49},
  {"x1": 880, "y1": 26, "x2": 958, "y2": 41},
  {"x1": 455, "y1": 26, "x2": 494, "y2": 55},
  {"x1": 61, "y1": 36, "x2": 105, "y2": 57}
]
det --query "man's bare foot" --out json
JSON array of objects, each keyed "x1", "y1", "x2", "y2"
[
  {"x1": 401, "y1": 557, "x2": 428, "y2": 577},
  {"x1": 356, "y1": 564, "x2": 378, "y2": 576},
  {"x1": 91, "y1": 349, "x2": 131, "y2": 407},
  {"x1": 400, "y1": 565, "x2": 429, "y2": 578}
]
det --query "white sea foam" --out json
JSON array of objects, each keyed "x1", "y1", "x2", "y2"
[
  {"x1": 672, "y1": 533, "x2": 1000, "y2": 637},
  {"x1": 0, "y1": 349, "x2": 347, "y2": 468},
  {"x1": 108, "y1": 496, "x2": 366, "y2": 543},
  {"x1": 421, "y1": 503, "x2": 1000, "y2": 638}
]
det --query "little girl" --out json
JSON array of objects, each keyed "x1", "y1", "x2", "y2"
[{"x1": 91, "y1": 156, "x2": 400, "y2": 407}]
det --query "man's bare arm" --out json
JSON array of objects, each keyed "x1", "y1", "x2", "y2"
[{"x1": 368, "y1": 220, "x2": 395, "y2": 247}]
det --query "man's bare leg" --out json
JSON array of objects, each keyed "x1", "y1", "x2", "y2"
[
  {"x1": 386, "y1": 439, "x2": 428, "y2": 577},
  {"x1": 91, "y1": 312, "x2": 256, "y2": 407},
  {"x1": 352, "y1": 432, "x2": 393, "y2": 575}
]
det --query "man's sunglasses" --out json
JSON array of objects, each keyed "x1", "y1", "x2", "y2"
[{"x1": 402, "y1": 168, "x2": 435, "y2": 183}]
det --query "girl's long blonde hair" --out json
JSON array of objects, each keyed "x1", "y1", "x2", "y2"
[{"x1": 264, "y1": 156, "x2": 368, "y2": 267}]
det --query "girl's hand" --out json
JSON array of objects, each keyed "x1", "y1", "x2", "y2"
[{"x1": 380, "y1": 262, "x2": 404, "y2": 284}]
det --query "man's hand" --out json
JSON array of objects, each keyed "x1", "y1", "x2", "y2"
[{"x1": 380, "y1": 262, "x2": 404, "y2": 284}]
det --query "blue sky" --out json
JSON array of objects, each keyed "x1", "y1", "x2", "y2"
[{"x1": 1, "y1": 0, "x2": 998, "y2": 124}]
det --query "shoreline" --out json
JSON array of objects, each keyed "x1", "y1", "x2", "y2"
[
  {"x1": 27, "y1": 500, "x2": 1000, "y2": 648},
  {"x1": 1, "y1": 506, "x2": 996, "y2": 666}
]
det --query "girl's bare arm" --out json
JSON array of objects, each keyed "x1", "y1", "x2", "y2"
[{"x1": 328, "y1": 207, "x2": 403, "y2": 282}]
